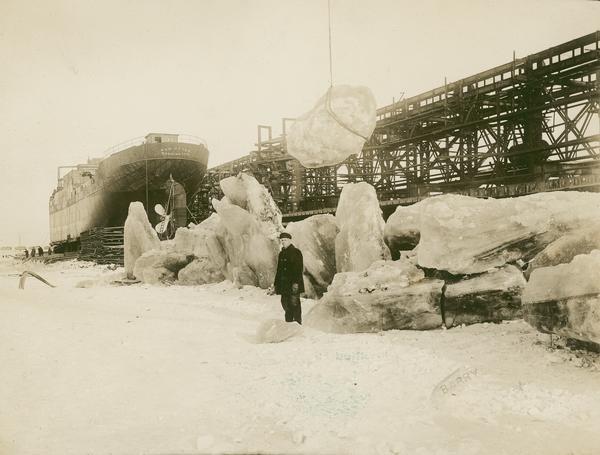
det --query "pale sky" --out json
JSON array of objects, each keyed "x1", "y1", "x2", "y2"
[{"x1": 1, "y1": 0, "x2": 599, "y2": 246}]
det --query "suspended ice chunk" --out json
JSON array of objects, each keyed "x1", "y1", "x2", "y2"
[
  {"x1": 335, "y1": 182, "x2": 390, "y2": 272},
  {"x1": 386, "y1": 192, "x2": 600, "y2": 275},
  {"x1": 523, "y1": 250, "x2": 600, "y2": 345},
  {"x1": 287, "y1": 85, "x2": 377, "y2": 168},
  {"x1": 124, "y1": 202, "x2": 160, "y2": 279},
  {"x1": 286, "y1": 214, "x2": 338, "y2": 299},
  {"x1": 306, "y1": 259, "x2": 444, "y2": 333}
]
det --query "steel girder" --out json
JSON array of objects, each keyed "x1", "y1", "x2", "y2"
[{"x1": 191, "y1": 32, "x2": 600, "y2": 222}]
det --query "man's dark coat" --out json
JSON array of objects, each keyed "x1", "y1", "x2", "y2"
[{"x1": 274, "y1": 244, "x2": 305, "y2": 295}]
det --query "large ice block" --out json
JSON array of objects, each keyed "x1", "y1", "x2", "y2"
[
  {"x1": 306, "y1": 259, "x2": 444, "y2": 333},
  {"x1": 526, "y1": 226, "x2": 600, "y2": 278},
  {"x1": 384, "y1": 203, "x2": 421, "y2": 258},
  {"x1": 523, "y1": 250, "x2": 600, "y2": 304},
  {"x1": 285, "y1": 214, "x2": 338, "y2": 299},
  {"x1": 174, "y1": 214, "x2": 227, "y2": 285},
  {"x1": 335, "y1": 182, "x2": 391, "y2": 272},
  {"x1": 212, "y1": 197, "x2": 278, "y2": 289},
  {"x1": 219, "y1": 173, "x2": 283, "y2": 239},
  {"x1": 523, "y1": 250, "x2": 600, "y2": 345},
  {"x1": 124, "y1": 202, "x2": 160, "y2": 279},
  {"x1": 286, "y1": 85, "x2": 377, "y2": 168},
  {"x1": 133, "y1": 249, "x2": 193, "y2": 285},
  {"x1": 443, "y1": 265, "x2": 526, "y2": 327},
  {"x1": 385, "y1": 192, "x2": 600, "y2": 274}
]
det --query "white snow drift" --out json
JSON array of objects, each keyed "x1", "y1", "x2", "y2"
[{"x1": 3, "y1": 259, "x2": 600, "y2": 455}]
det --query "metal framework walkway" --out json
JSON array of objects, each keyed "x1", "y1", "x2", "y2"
[{"x1": 191, "y1": 31, "x2": 600, "y2": 221}]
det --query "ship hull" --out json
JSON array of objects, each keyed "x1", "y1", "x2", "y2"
[{"x1": 49, "y1": 141, "x2": 209, "y2": 244}]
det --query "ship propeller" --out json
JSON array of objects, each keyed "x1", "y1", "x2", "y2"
[
  {"x1": 155, "y1": 216, "x2": 171, "y2": 235},
  {"x1": 154, "y1": 203, "x2": 172, "y2": 235}
]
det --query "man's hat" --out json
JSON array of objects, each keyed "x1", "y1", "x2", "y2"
[{"x1": 279, "y1": 232, "x2": 292, "y2": 239}]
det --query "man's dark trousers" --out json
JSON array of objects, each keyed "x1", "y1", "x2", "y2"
[{"x1": 281, "y1": 293, "x2": 302, "y2": 324}]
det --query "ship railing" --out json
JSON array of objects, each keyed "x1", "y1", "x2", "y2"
[
  {"x1": 100, "y1": 134, "x2": 208, "y2": 159},
  {"x1": 101, "y1": 136, "x2": 146, "y2": 158},
  {"x1": 177, "y1": 134, "x2": 208, "y2": 148}
]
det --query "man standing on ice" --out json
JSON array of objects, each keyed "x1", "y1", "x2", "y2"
[{"x1": 273, "y1": 232, "x2": 304, "y2": 324}]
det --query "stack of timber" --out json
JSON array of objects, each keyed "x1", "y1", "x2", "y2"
[{"x1": 79, "y1": 226, "x2": 124, "y2": 265}]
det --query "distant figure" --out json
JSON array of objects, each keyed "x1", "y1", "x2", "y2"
[
  {"x1": 48, "y1": 246, "x2": 53, "y2": 256},
  {"x1": 273, "y1": 232, "x2": 304, "y2": 324},
  {"x1": 38, "y1": 246, "x2": 44, "y2": 257},
  {"x1": 31, "y1": 248, "x2": 36, "y2": 258},
  {"x1": 24, "y1": 249, "x2": 29, "y2": 259}
]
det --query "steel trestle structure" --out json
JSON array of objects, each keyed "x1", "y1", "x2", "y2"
[{"x1": 191, "y1": 32, "x2": 600, "y2": 222}]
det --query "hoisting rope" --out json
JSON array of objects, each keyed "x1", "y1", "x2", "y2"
[
  {"x1": 145, "y1": 158, "x2": 149, "y2": 216},
  {"x1": 186, "y1": 205, "x2": 199, "y2": 225},
  {"x1": 165, "y1": 179, "x2": 174, "y2": 216},
  {"x1": 324, "y1": 0, "x2": 370, "y2": 141},
  {"x1": 328, "y1": 0, "x2": 333, "y2": 88},
  {"x1": 325, "y1": 87, "x2": 370, "y2": 141}
]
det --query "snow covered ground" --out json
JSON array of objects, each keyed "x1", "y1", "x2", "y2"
[{"x1": 1, "y1": 259, "x2": 599, "y2": 455}]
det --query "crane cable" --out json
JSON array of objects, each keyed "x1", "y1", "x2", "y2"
[
  {"x1": 328, "y1": 0, "x2": 333, "y2": 88},
  {"x1": 324, "y1": 0, "x2": 369, "y2": 141}
]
